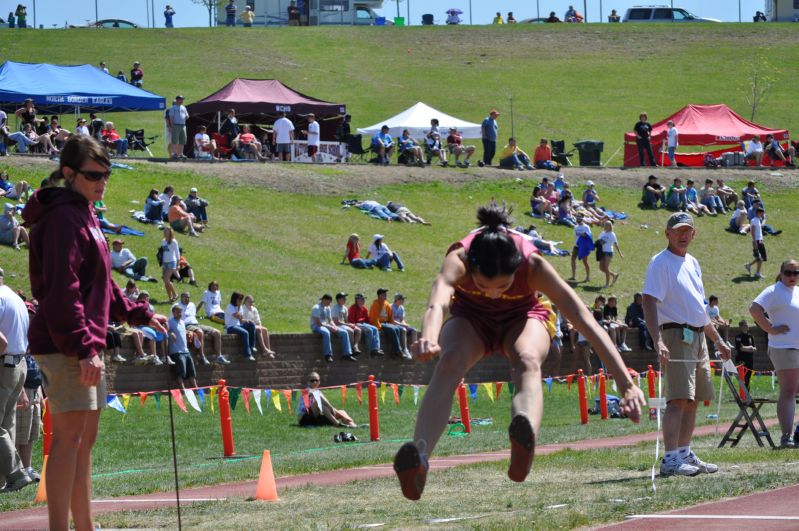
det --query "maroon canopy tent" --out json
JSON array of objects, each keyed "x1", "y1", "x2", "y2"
[
  {"x1": 185, "y1": 78, "x2": 346, "y2": 156},
  {"x1": 623, "y1": 104, "x2": 790, "y2": 167}
]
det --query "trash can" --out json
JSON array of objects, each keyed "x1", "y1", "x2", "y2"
[
  {"x1": 574, "y1": 140, "x2": 604, "y2": 166},
  {"x1": 375, "y1": 16, "x2": 387, "y2": 26},
  {"x1": 394, "y1": 16, "x2": 405, "y2": 26}
]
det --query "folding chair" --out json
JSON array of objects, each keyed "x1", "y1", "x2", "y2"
[
  {"x1": 718, "y1": 360, "x2": 776, "y2": 449},
  {"x1": 211, "y1": 133, "x2": 234, "y2": 159},
  {"x1": 344, "y1": 134, "x2": 371, "y2": 163},
  {"x1": 125, "y1": 129, "x2": 158, "y2": 157},
  {"x1": 551, "y1": 140, "x2": 574, "y2": 167}
]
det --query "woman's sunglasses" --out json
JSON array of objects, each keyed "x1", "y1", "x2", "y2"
[
  {"x1": 309, "y1": 378, "x2": 319, "y2": 383},
  {"x1": 782, "y1": 270, "x2": 799, "y2": 277},
  {"x1": 76, "y1": 168, "x2": 112, "y2": 182}
]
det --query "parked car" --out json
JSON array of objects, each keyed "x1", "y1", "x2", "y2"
[
  {"x1": 622, "y1": 6, "x2": 720, "y2": 23},
  {"x1": 93, "y1": 19, "x2": 139, "y2": 28}
]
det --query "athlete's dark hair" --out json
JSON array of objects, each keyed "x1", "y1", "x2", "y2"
[{"x1": 467, "y1": 201, "x2": 524, "y2": 278}]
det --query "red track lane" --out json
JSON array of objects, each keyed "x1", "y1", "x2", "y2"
[{"x1": 0, "y1": 421, "x2": 780, "y2": 530}]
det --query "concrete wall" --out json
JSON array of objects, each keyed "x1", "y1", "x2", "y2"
[{"x1": 106, "y1": 327, "x2": 773, "y2": 393}]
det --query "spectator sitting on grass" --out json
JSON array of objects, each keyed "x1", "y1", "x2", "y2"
[
  {"x1": 580, "y1": 181, "x2": 609, "y2": 222},
  {"x1": 741, "y1": 181, "x2": 761, "y2": 209},
  {"x1": 530, "y1": 186, "x2": 554, "y2": 221},
  {"x1": 556, "y1": 193, "x2": 577, "y2": 228},
  {"x1": 699, "y1": 179, "x2": 726, "y2": 215},
  {"x1": 123, "y1": 279, "x2": 140, "y2": 303},
  {"x1": 110, "y1": 239, "x2": 159, "y2": 283},
  {"x1": 0, "y1": 202, "x2": 28, "y2": 249},
  {"x1": 728, "y1": 200, "x2": 750, "y2": 235},
  {"x1": 641, "y1": 174, "x2": 666, "y2": 208},
  {"x1": 197, "y1": 280, "x2": 225, "y2": 324},
  {"x1": 144, "y1": 188, "x2": 165, "y2": 223},
  {"x1": 168, "y1": 304, "x2": 198, "y2": 390},
  {"x1": 665, "y1": 177, "x2": 688, "y2": 211},
  {"x1": 242, "y1": 294, "x2": 277, "y2": 358},
  {"x1": 348, "y1": 293, "x2": 384, "y2": 357},
  {"x1": 705, "y1": 295, "x2": 730, "y2": 345},
  {"x1": 367, "y1": 234, "x2": 405, "y2": 272},
  {"x1": 685, "y1": 179, "x2": 713, "y2": 217},
  {"x1": 353, "y1": 199, "x2": 399, "y2": 222},
  {"x1": 446, "y1": 127, "x2": 476, "y2": 167},
  {"x1": 174, "y1": 250, "x2": 197, "y2": 286},
  {"x1": 398, "y1": 129, "x2": 424, "y2": 166},
  {"x1": 386, "y1": 201, "x2": 430, "y2": 225},
  {"x1": 747, "y1": 199, "x2": 782, "y2": 236},
  {"x1": 298, "y1": 372, "x2": 357, "y2": 427},
  {"x1": 498, "y1": 137, "x2": 534, "y2": 170},
  {"x1": 0, "y1": 171, "x2": 30, "y2": 202},
  {"x1": 93, "y1": 199, "x2": 124, "y2": 233},
  {"x1": 310, "y1": 293, "x2": 355, "y2": 363},
  {"x1": 178, "y1": 291, "x2": 229, "y2": 365},
  {"x1": 341, "y1": 233, "x2": 376, "y2": 269},
  {"x1": 715, "y1": 178, "x2": 738, "y2": 208},
  {"x1": 185, "y1": 187, "x2": 209, "y2": 226},
  {"x1": 533, "y1": 138, "x2": 560, "y2": 171},
  {"x1": 515, "y1": 224, "x2": 565, "y2": 255},
  {"x1": 167, "y1": 195, "x2": 201, "y2": 236}
]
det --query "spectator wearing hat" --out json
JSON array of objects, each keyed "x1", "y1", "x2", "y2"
[
  {"x1": 166, "y1": 96, "x2": 189, "y2": 159},
  {"x1": 130, "y1": 61, "x2": 144, "y2": 87},
  {"x1": 164, "y1": 4, "x2": 176, "y2": 27},
  {"x1": 348, "y1": 293, "x2": 384, "y2": 357},
  {"x1": 391, "y1": 293, "x2": 416, "y2": 357},
  {"x1": 168, "y1": 304, "x2": 198, "y2": 389},
  {"x1": 110, "y1": 239, "x2": 158, "y2": 283},
  {"x1": 341, "y1": 233, "x2": 376, "y2": 269},
  {"x1": 480, "y1": 109, "x2": 500, "y2": 166},
  {"x1": 310, "y1": 294, "x2": 355, "y2": 363},
  {"x1": 331, "y1": 293, "x2": 362, "y2": 356},
  {"x1": 369, "y1": 288, "x2": 408, "y2": 359},
  {"x1": 75, "y1": 118, "x2": 90, "y2": 136},
  {"x1": 446, "y1": 127, "x2": 476, "y2": 168},
  {"x1": 185, "y1": 187, "x2": 209, "y2": 226},
  {"x1": 240, "y1": 4, "x2": 254, "y2": 26},
  {"x1": 367, "y1": 234, "x2": 405, "y2": 272},
  {"x1": 533, "y1": 139, "x2": 560, "y2": 171},
  {"x1": 0, "y1": 203, "x2": 28, "y2": 249},
  {"x1": 581, "y1": 181, "x2": 608, "y2": 222}
]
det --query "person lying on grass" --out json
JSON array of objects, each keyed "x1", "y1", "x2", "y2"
[{"x1": 393, "y1": 201, "x2": 646, "y2": 501}]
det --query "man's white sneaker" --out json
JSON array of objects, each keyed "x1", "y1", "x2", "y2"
[
  {"x1": 619, "y1": 343, "x2": 632, "y2": 352},
  {"x1": 660, "y1": 459, "x2": 700, "y2": 477},
  {"x1": 744, "y1": 262, "x2": 751, "y2": 274},
  {"x1": 150, "y1": 355, "x2": 164, "y2": 366},
  {"x1": 112, "y1": 354, "x2": 127, "y2": 362},
  {"x1": 215, "y1": 355, "x2": 231, "y2": 365},
  {"x1": 682, "y1": 451, "x2": 718, "y2": 474}
]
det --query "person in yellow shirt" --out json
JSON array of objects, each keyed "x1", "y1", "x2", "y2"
[
  {"x1": 499, "y1": 137, "x2": 534, "y2": 170},
  {"x1": 492, "y1": 12, "x2": 504, "y2": 24},
  {"x1": 241, "y1": 5, "x2": 255, "y2": 27},
  {"x1": 368, "y1": 288, "x2": 409, "y2": 359}
]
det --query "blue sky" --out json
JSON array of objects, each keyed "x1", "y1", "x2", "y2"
[{"x1": 15, "y1": 0, "x2": 764, "y2": 28}]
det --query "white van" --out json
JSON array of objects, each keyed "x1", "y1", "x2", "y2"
[
  {"x1": 217, "y1": 0, "x2": 383, "y2": 26},
  {"x1": 764, "y1": 0, "x2": 799, "y2": 21},
  {"x1": 622, "y1": 5, "x2": 720, "y2": 22}
]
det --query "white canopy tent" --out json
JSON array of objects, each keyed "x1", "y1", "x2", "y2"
[{"x1": 357, "y1": 102, "x2": 482, "y2": 139}]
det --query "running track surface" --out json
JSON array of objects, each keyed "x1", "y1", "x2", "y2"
[{"x1": 4, "y1": 421, "x2": 792, "y2": 530}]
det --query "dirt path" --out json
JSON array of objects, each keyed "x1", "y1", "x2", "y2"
[
  {"x1": 1, "y1": 421, "x2": 780, "y2": 529},
  {"x1": 4, "y1": 155, "x2": 797, "y2": 196}
]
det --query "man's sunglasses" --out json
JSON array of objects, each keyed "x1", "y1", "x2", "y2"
[
  {"x1": 782, "y1": 270, "x2": 799, "y2": 277},
  {"x1": 76, "y1": 168, "x2": 112, "y2": 182}
]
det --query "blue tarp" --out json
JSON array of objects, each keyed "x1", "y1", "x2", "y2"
[{"x1": 0, "y1": 61, "x2": 165, "y2": 113}]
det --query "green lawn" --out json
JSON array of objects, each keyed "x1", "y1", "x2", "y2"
[
  {"x1": 1, "y1": 24, "x2": 797, "y2": 158},
  {"x1": 0, "y1": 372, "x2": 788, "y2": 516}
]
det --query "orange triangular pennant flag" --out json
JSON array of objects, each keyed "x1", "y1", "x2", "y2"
[
  {"x1": 567, "y1": 375, "x2": 574, "y2": 391},
  {"x1": 495, "y1": 382, "x2": 503, "y2": 399},
  {"x1": 391, "y1": 383, "x2": 400, "y2": 405},
  {"x1": 340, "y1": 385, "x2": 347, "y2": 407},
  {"x1": 170, "y1": 389, "x2": 187, "y2": 412},
  {"x1": 282, "y1": 390, "x2": 292, "y2": 412},
  {"x1": 139, "y1": 392, "x2": 149, "y2": 406},
  {"x1": 242, "y1": 388, "x2": 251, "y2": 415},
  {"x1": 356, "y1": 382, "x2": 363, "y2": 405}
]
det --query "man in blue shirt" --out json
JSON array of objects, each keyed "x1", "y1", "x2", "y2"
[
  {"x1": 372, "y1": 125, "x2": 394, "y2": 166},
  {"x1": 480, "y1": 109, "x2": 499, "y2": 167},
  {"x1": 225, "y1": 0, "x2": 237, "y2": 26},
  {"x1": 764, "y1": 134, "x2": 796, "y2": 167},
  {"x1": 168, "y1": 305, "x2": 197, "y2": 390}
]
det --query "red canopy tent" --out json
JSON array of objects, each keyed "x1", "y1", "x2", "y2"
[{"x1": 623, "y1": 104, "x2": 790, "y2": 167}]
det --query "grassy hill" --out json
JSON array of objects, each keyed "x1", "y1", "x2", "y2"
[
  {"x1": 1, "y1": 23, "x2": 798, "y2": 158},
  {"x1": 0, "y1": 24, "x2": 798, "y2": 331}
]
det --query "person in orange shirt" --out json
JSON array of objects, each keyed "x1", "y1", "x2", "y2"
[
  {"x1": 368, "y1": 288, "x2": 409, "y2": 359},
  {"x1": 533, "y1": 138, "x2": 560, "y2": 171},
  {"x1": 167, "y1": 195, "x2": 202, "y2": 236}
]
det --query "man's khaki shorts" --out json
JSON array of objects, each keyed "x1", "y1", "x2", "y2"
[
  {"x1": 15, "y1": 388, "x2": 40, "y2": 445},
  {"x1": 662, "y1": 327, "x2": 715, "y2": 402},
  {"x1": 35, "y1": 354, "x2": 107, "y2": 414}
]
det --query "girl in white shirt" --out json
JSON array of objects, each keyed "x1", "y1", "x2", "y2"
[
  {"x1": 666, "y1": 120, "x2": 678, "y2": 167},
  {"x1": 242, "y1": 294, "x2": 276, "y2": 358},
  {"x1": 598, "y1": 220, "x2": 623, "y2": 288},
  {"x1": 160, "y1": 227, "x2": 180, "y2": 303},
  {"x1": 196, "y1": 281, "x2": 224, "y2": 324}
]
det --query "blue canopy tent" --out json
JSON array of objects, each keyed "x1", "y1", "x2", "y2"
[{"x1": 0, "y1": 61, "x2": 165, "y2": 114}]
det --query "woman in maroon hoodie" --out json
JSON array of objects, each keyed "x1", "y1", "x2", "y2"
[{"x1": 23, "y1": 135, "x2": 167, "y2": 531}]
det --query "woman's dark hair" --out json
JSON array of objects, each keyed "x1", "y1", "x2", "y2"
[
  {"x1": 44, "y1": 135, "x2": 110, "y2": 188},
  {"x1": 230, "y1": 291, "x2": 244, "y2": 305},
  {"x1": 170, "y1": 195, "x2": 181, "y2": 205},
  {"x1": 467, "y1": 201, "x2": 524, "y2": 278},
  {"x1": 148, "y1": 188, "x2": 159, "y2": 199},
  {"x1": 208, "y1": 281, "x2": 217, "y2": 290},
  {"x1": 163, "y1": 185, "x2": 174, "y2": 194}
]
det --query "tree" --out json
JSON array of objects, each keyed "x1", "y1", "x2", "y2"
[
  {"x1": 744, "y1": 56, "x2": 780, "y2": 121},
  {"x1": 190, "y1": 0, "x2": 224, "y2": 27}
]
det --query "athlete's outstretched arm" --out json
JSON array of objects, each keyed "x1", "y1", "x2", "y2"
[
  {"x1": 413, "y1": 250, "x2": 466, "y2": 362},
  {"x1": 528, "y1": 254, "x2": 646, "y2": 423}
]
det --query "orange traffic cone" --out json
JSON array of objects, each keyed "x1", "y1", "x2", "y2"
[
  {"x1": 34, "y1": 455, "x2": 48, "y2": 503},
  {"x1": 255, "y1": 450, "x2": 278, "y2": 501}
]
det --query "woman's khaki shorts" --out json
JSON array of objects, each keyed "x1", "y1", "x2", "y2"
[
  {"x1": 662, "y1": 328, "x2": 715, "y2": 402},
  {"x1": 34, "y1": 354, "x2": 107, "y2": 414},
  {"x1": 767, "y1": 347, "x2": 799, "y2": 371}
]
